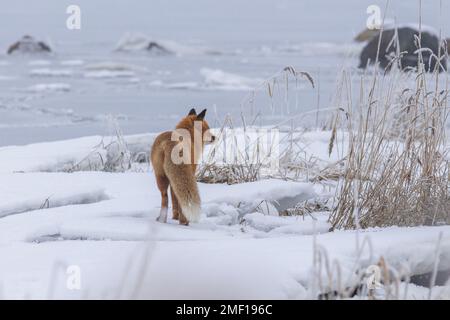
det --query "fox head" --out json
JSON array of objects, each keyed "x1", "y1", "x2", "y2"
[{"x1": 175, "y1": 108, "x2": 216, "y2": 145}]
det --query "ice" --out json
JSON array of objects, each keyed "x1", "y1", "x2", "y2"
[
  {"x1": 29, "y1": 68, "x2": 73, "y2": 77},
  {"x1": 84, "y1": 70, "x2": 136, "y2": 79},
  {"x1": 1, "y1": 0, "x2": 448, "y2": 146},
  {"x1": 84, "y1": 61, "x2": 145, "y2": 72},
  {"x1": 28, "y1": 60, "x2": 52, "y2": 66},
  {"x1": 60, "y1": 60, "x2": 84, "y2": 66},
  {"x1": 26, "y1": 83, "x2": 71, "y2": 93},
  {"x1": 200, "y1": 68, "x2": 262, "y2": 91},
  {"x1": 115, "y1": 32, "x2": 220, "y2": 56}
]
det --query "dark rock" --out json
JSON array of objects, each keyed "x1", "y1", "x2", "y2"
[
  {"x1": 358, "y1": 27, "x2": 448, "y2": 72},
  {"x1": 410, "y1": 268, "x2": 450, "y2": 287},
  {"x1": 147, "y1": 41, "x2": 173, "y2": 55},
  {"x1": 7, "y1": 35, "x2": 52, "y2": 55}
]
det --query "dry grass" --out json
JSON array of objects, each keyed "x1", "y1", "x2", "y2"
[
  {"x1": 197, "y1": 66, "x2": 316, "y2": 184},
  {"x1": 329, "y1": 22, "x2": 450, "y2": 229},
  {"x1": 311, "y1": 231, "x2": 448, "y2": 300},
  {"x1": 196, "y1": 115, "x2": 263, "y2": 184},
  {"x1": 65, "y1": 116, "x2": 146, "y2": 173},
  {"x1": 279, "y1": 198, "x2": 331, "y2": 217}
]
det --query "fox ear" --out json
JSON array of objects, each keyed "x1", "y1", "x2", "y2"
[
  {"x1": 188, "y1": 108, "x2": 197, "y2": 116},
  {"x1": 197, "y1": 109, "x2": 207, "y2": 120}
]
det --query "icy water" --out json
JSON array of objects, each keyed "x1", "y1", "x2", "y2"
[{"x1": 0, "y1": 0, "x2": 449, "y2": 146}]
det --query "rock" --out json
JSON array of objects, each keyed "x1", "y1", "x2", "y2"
[
  {"x1": 354, "y1": 28, "x2": 379, "y2": 43},
  {"x1": 114, "y1": 33, "x2": 174, "y2": 55},
  {"x1": 7, "y1": 35, "x2": 51, "y2": 55},
  {"x1": 147, "y1": 41, "x2": 173, "y2": 55},
  {"x1": 358, "y1": 26, "x2": 448, "y2": 72}
]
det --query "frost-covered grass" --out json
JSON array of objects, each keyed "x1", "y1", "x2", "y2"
[{"x1": 329, "y1": 50, "x2": 450, "y2": 229}]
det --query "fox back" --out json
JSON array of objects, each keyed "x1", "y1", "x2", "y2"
[{"x1": 150, "y1": 108, "x2": 215, "y2": 225}]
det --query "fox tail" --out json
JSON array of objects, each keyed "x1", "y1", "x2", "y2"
[{"x1": 163, "y1": 152, "x2": 201, "y2": 222}]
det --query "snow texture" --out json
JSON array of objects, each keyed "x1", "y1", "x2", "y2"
[{"x1": 0, "y1": 132, "x2": 449, "y2": 299}]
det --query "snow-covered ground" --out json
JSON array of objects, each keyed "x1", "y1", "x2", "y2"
[{"x1": 1, "y1": 132, "x2": 449, "y2": 299}]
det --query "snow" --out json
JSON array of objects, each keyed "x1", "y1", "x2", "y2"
[
  {"x1": 60, "y1": 60, "x2": 84, "y2": 66},
  {"x1": 1, "y1": 0, "x2": 449, "y2": 298},
  {"x1": 1, "y1": 0, "x2": 450, "y2": 147},
  {"x1": 28, "y1": 60, "x2": 52, "y2": 66},
  {"x1": 84, "y1": 70, "x2": 136, "y2": 79},
  {"x1": 29, "y1": 68, "x2": 73, "y2": 77},
  {"x1": 84, "y1": 61, "x2": 146, "y2": 72},
  {"x1": 385, "y1": 23, "x2": 440, "y2": 36},
  {"x1": 26, "y1": 83, "x2": 71, "y2": 93},
  {"x1": 200, "y1": 68, "x2": 262, "y2": 91},
  {"x1": 0, "y1": 132, "x2": 449, "y2": 299},
  {"x1": 0, "y1": 136, "x2": 107, "y2": 173},
  {"x1": 115, "y1": 32, "x2": 220, "y2": 56},
  {"x1": 0, "y1": 134, "x2": 155, "y2": 173}
]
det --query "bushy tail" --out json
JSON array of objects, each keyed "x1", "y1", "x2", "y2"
[{"x1": 163, "y1": 154, "x2": 201, "y2": 222}]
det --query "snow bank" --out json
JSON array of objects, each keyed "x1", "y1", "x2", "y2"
[
  {"x1": 1, "y1": 222, "x2": 448, "y2": 299},
  {"x1": 0, "y1": 136, "x2": 105, "y2": 173},
  {"x1": 0, "y1": 133, "x2": 448, "y2": 299},
  {"x1": 0, "y1": 134, "x2": 155, "y2": 173},
  {"x1": 0, "y1": 178, "x2": 108, "y2": 218}
]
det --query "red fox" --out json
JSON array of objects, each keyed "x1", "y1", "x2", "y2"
[{"x1": 151, "y1": 108, "x2": 215, "y2": 225}]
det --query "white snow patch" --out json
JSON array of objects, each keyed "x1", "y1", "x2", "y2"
[
  {"x1": 84, "y1": 70, "x2": 135, "y2": 79},
  {"x1": 0, "y1": 134, "x2": 155, "y2": 173},
  {"x1": 165, "y1": 81, "x2": 200, "y2": 90},
  {"x1": 201, "y1": 68, "x2": 262, "y2": 90},
  {"x1": 28, "y1": 60, "x2": 52, "y2": 66},
  {"x1": 26, "y1": 83, "x2": 71, "y2": 93},
  {"x1": 277, "y1": 42, "x2": 361, "y2": 56},
  {"x1": 29, "y1": 68, "x2": 73, "y2": 77},
  {"x1": 115, "y1": 32, "x2": 221, "y2": 56},
  {"x1": 60, "y1": 60, "x2": 84, "y2": 66}
]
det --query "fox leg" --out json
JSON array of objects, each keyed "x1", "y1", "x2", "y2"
[
  {"x1": 156, "y1": 175, "x2": 169, "y2": 223},
  {"x1": 170, "y1": 186, "x2": 181, "y2": 220}
]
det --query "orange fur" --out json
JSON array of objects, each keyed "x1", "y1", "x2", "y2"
[{"x1": 150, "y1": 109, "x2": 215, "y2": 225}]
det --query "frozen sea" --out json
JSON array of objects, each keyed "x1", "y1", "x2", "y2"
[{"x1": 0, "y1": 0, "x2": 449, "y2": 146}]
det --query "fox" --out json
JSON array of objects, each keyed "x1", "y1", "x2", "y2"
[{"x1": 150, "y1": 108, "x2": 215, "y2": 226}]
